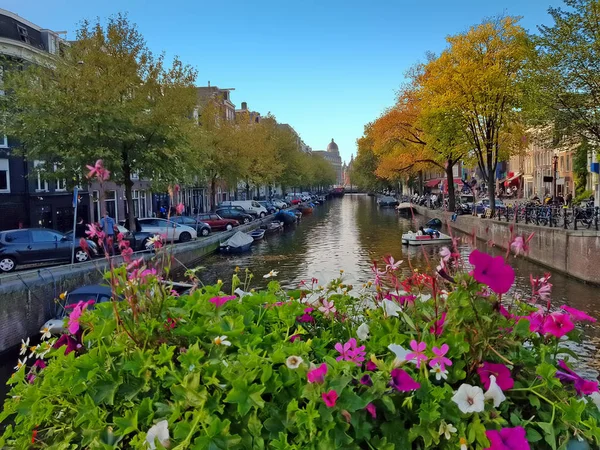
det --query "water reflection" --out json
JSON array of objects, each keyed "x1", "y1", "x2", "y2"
[{"x1": 189, "y1": 194, "x2": 600, "y2": 374}]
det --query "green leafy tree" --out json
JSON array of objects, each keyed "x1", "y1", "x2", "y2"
[
  {"x1": 574, "y1": 139, "x2": 590, "y2": 196},
  {"x1": 1, "y1": 15, "x2": 198, "y2": 231},
  {"x1": 351, "y1": 127, "x2": 389, "y2": 192}
]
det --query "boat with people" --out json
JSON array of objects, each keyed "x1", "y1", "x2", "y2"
[
  {"x1": 402, "y1": 228, "x2": 452, "y2": 246},
  {"x1": 219, "y1": 231, "x2": 254, "y2": 253}
]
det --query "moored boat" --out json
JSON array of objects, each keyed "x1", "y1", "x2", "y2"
[
  {"x1": 298, "y1": 204, "x2": 314, "y2": 214},
  {"x1": 219, "y1": 231, "x2": 254, "y2": 253},
  {"x1": 401, "y1": 231, "x2": 452, "y2": 246},
  {"x1": 275, "y1": 210, "x2": 297, "y2": 225},
  {"x1": 266, "y1": 221, "x2": 284, "y2": 233},
  {"x1": 248, "y1": 229, "x2": 266, "y2": 241}
]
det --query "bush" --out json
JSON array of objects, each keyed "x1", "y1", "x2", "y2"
[
  {"x1": 1, "y1": 249, "x2": 600, "y2": 449},
  {"x1": 574, "y1": 190, "x2": 594, "y2": 205}
]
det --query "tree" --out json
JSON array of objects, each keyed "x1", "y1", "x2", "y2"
[
  {"x1": 351, "y1": 127, "x2": 388, "y2": 192},
  {"x1": 574, "y1": 139, "x2": 590, "y2": 195},
  {"x1": 309, "y1": 153, "x2": 336, "y2": 190},
  {"x1": 421, "y1": 17, "x2": 528, "y2": 214},
  {"x1": 1, "y1": 15, "x2": 198, "y2": 231}
]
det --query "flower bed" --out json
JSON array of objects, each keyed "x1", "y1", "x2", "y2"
[{"x1": 1, "y1": 245, "x2": 600, "y2": 448}]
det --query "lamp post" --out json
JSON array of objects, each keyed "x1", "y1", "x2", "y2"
[{"x1": 553, "y1": 154, "x2": 558, "y2": 201}]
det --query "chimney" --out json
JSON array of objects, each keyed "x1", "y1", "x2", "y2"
[{"x1": 241, "y1": 102, "x2": 247, "y2": 110}]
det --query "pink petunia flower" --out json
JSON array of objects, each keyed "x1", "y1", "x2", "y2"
[
  {"x1": 406, "y1": 340, "x2": 428, "y2": 368},
  {"x1": 542, "y1": 312, "x2": 575, "y2": 338},
  {"x1": 307, "y1": 363, "x2": 327, "y2": 384},
  {"x1": 468, "y1": 249, "x2": 515, "y2": 294},
  {"x1": 297, "y1": 307, "x2": 315, "y2": 323},
  {"x1": 322, "y1": 390, "x2": 338, "y2": 408},
  {"x1": 209, "y1": 295, "x2": 236, "y2": 308},
  {"x1": 561, "y1": 305, "x2": 597, "y2": 323},
  {"x1": 365, "y1": 403, "x2": 377, "y2": 419},
  {"x1": 390, "y1": 368, "x2": 420, "y2": 392},
  {"x1": 318, "y1": 299, "x2": 337, "y2": 317},
  {"x1": 335, "y1": 338, "x2": 366, "y2": 365},
  {"x1": 556, "y1": 360, "x2": 599, "y2": 396},
  {"x1": 477, "y1": 362, "x2": 514, "y2": 391},
  {"x1": 429, "y1": 344, "x2": 452, "y2": 371},
  {"x1": 484, "y1": 426, "x2": 530, "y2": 450},
  {"x1": 365, "y1": 360, "x2": 377, "y2": 371}
]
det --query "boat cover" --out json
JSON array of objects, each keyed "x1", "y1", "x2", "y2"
[{"x1": 226, "y1": 231, "x2": 254, "y2": 248}]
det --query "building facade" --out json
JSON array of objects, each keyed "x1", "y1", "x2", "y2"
[{"x1": 313, "y1": 139, "x2": 343, "y2": 186}]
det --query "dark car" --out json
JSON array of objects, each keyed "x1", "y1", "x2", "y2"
[
  {"x1": 215, "y1": 208, "x2": 254, "y2": 224},
  {"x1": 258, "y1": 201, "x2": 277, "y2": 214},
  {"x1": 0, "y1": 228, "x2": 99, "y2": 273},
  {"x1": 79, "y1": 224, "x2": 157, "y2": 253},
  {"x1": 170, "y1": 216, "x2": 212, "y2": 237},
  {"x1": 197, "y1": 213, "x2": 239, "y2": 231},
  {"x1": 217, "y1": 202, "x2": 259, "y2": 218}
]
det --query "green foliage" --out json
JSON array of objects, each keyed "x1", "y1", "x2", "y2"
[
  {"x1": 1, "y1": 254, "x2": 599, "y2": 448},
  {"x1": 573, "y1": 140, "x2": 591, "y2": 196}
]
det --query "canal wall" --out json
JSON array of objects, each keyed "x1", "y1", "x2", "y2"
[
  {"x1": 413, "y1": 205, "x2": 600, "y2": 285},
  {"x1": 0, "y1": 217, "x2": 277, "y2": 353}
]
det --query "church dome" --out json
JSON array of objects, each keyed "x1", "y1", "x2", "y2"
[{"x1": 327, "y1": 139, "x2": 339, "y2": 152}]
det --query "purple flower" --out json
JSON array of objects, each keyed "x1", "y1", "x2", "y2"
[
  {"x1": 289, "y1": 334, "x2": 302, "y2": 343},
  {"x1": 390, "y1": 368, "x2": 420, "y2": 392},
  {"x1": 429, "y1": 344, "x2": 452, "y2": 371},
  {"x1": 484, "y1": 426, "x2": 530, "y2": 450},
  {"x1": 406, "y1": 340, "x2": 428, "y2": 368},
  {"x1": 209, "y1": 295, "x2": 236, "y2": 308},
  {"x1": 360, "y1": 374, "x2": 373, "y2": 386},
  {"x1": 556, "y1": 360, "x2": 599, "y2": 396},
  {"x1": 469, "y1": 249, "x2": 515, "y2": 294},
  {"x1": 365, "y1": 360, "x2": 377, "y2": 371},
  {"x1": 297, "y1": 307, "x2": 315, "y2": 323},
  {"x1": 365, "y1": 403, "x2": 377, "y2": 419}
]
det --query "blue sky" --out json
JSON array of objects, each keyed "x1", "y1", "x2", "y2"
[{"x1": 4, "y1": 0, "x2": 563, "y2": 163}]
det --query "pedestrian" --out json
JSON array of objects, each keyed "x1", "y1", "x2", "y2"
[
  {"x1": 565, "y1": 193, "x2": 573, "y2": 207},
  {"x1": 74, "y1": 216, "x2": 87, "y2": 238},
  {"x1": 100, "y1": 211, "x2": 117, "y2": 256}
]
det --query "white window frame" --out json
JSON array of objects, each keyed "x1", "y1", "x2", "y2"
[
  {"x1": 104, "y1": 190, "x2": 118, "y2": 222},
  {"x1": 92, "y1": 190, "x2": 100, "y2": 222},
  {"x1": 53, "y1": 164, "x2": 67, "y2": 191},
  {"x1": 0, "y1": 158, "x2": 10, "y2": 193},
  {"x1": 34, "y1": 160, "x2": 49, "y2": 192}
]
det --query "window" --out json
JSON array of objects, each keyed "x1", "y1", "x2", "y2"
[
  {"x1": 104, "y1": 190, "x2": 117, "y2": 221},
  {"x1": 17, "y1": 25, "x2": 30, "y2": 44},
  {"x1": 560, "y1": 156, "x2": 564, "y2": 170},
  {"x1": 0, "y1": 158, "x2": 9, "y2": 192},
  {"x1": 31, "y1": 229, "x2": 62, "y2": 242},
  {"x1": 4, "y1": 230, "x2": 29, "y2": 243},
  {"x1": 92, "y1": 190, "x2": 100, "y2": 222},
  {"x1": 567, "y1": 156, "x2": 571, "y2": 171},
  {"x1": 54, "y1": 164, "x2": 67, "y2": 191},
  {"x1": 34, "y1": 161, "x2": 49, "y2": 192}
]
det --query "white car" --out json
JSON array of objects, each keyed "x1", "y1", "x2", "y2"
[
  {"x1": 138, "y1": 218, "x2": 197, "y2": 243},
  {"x1": 272, "y1": 199, "x2": 287, "y2": 209}
]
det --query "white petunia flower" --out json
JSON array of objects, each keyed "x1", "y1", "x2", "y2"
[
  {"x1": 146, "y1": 420, "x2": 169, "y2": 450},
  {"x1": 286, "y1": 355, "x2": 303, "y2": 369},
  {"x1": 263, "y1": 270, "x2": 278, "y2": 278},
  {"x1": 19, "y1": 338, "x2": 30, "y2": 356},
  {"x1": 357, "y1": 323, "x2": 370, "y2": 341},
  {"x1": 382, "y1": 299, "x2": 401, "y2": 317},
  {"x1": 214, "y1": 335, "x2": 231, "y2": 346},
  {"x1": 388, "y1": 344, "x2": 410, "y2": 366},
  {"x1": 234, "y1": 287, "x2": 250, "y2": 299},
  {"x1": 451, "y1": 384, "x2": 485, "y2": 414},
  {"x1": 484, "y1": 375, "x2": 506, "y2": 408},
  {"x1": 430, "y1": 363, "x2": 449, "y2": 381},
  {"x1": 438, "y1": 421, "x2": 457, "y2": 440}
]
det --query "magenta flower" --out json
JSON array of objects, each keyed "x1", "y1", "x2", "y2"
[
  {"x1": 86, "y1": 159, "x2": 110, "y2": 181},
  {"x1": 289, "y1": 334, "x2": 302, "y2": 343},
  {"x1": 335, "y1": 338, "x2": 366, "y2": 365},
  {"x1": 510, "y1": 233, "x2": 534, "y2": 257},
  {"x1": 526, "y1": 308, "x2": 545, "y2": 333},
  {"x1": 390, "y1": 368, "x2": 420, "y2": 392},
  {"x1": 365, "y1": 403, "x2": 377, "y2": 419},
  {"x1": 430, "y1": 312, "x2": 447, "y2": 337},
  {"x1": 556, "y1": 360, "x2": 599, "y2": 396},
  {"x1": 365, "y1": 360, "x2": 377, "y2": 371},
  {"x1": 561, "y1": 305, "x2": 597, "y2": 323},
  {"x1": 530, "y1": 273, "x2": 552, "y2": 303},
  {"x1": 307, "y1": 363, "x2": 327, "y2": 384},
  {"x1": 67, "y1": 300, "x2": 94, "y2": 335},
  {"x1": 297, "y1": 307, "x2": 315, "y2": 323},
  {"x1": 33, "y1": 360, "x2": 47, "y2": 369},
  {"x1": 477, "y1": 362, "x2": 514, "y2": 391},
  {"x1": 322, "y1": 390, "x2": 338, "y2": 408},
  {"x1": 406, "y1": 340, "x2": 428, "y2": 368},
  {"x1": 360, "y1": 374, "x2": 373, "y2": 386},
  {"x1": 209, "y1": 295, "x2": 236, "y2": 308},
  {"x1": 542, "y1": 312, "x2": 574, "y2": 338},
  {"x1": 53, "y1": 333, "x2": 81, "y2": 355},
  {"x1": 175, "y1": 203, "x2": 185, "y2": 215},
  {"x1": 429, "y1": 344, "x2": 452, "y2": 371},
  {"x1": 468, "y1": 249, "x2": 515, "y2": 294},
  {"x1": 484, "y1": 426, "x2": 530, "y2": 450},
  {"x1": 383, "y1": 255, "x2": 402, "y2": 271}
]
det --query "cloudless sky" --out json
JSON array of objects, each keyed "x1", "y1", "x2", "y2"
[{"x1": 4, "y1": 0, "x2": 564, "y2": 163}]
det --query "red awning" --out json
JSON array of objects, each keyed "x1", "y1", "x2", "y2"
[{"x1": 425, "y1": 178, "x2": 442, "y2": 187}]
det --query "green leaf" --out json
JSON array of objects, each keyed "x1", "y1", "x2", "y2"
[
  {"x1": 224, "y1": 380, "x2": 265, "y2": 416},
  {"x1": 537, "y1": 422, "x2": 557, "y2": 450},
  {"x1": 528, "y1": 394, "x2": 541, "y2": 409},
  {"x1": 91, "y1": 377, "x2": 120, "y2": 405},
  {"x1": 114, "y1": 409, "x2": 138, "y2": 436},
  {"x1": 526, "y1": 428, "x2": 543, "y2": 443}
]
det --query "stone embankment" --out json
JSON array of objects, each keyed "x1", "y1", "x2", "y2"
[
  {"x1": 0, "y1": 216, "x2": 277, "y2": 353},
  {"x1": 413, "y1": 205, "x2": 600, "y2": 285}
]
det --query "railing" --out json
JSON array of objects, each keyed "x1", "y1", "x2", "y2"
[{"x1": 493, "y1": 206, "x2": 600, "y2": 231}]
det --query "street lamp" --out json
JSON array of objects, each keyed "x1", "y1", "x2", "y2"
[{"x1": 553, "y1": 154, "x2": 558, "y2": 201}]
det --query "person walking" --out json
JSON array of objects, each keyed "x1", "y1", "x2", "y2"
[{"x1": 100, "y1": 211, "x2": 117, "y2": 256}]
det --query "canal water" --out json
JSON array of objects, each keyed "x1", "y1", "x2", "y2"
[{"x1": 193, "y1": 194, "x2": 600, "y2": 375}]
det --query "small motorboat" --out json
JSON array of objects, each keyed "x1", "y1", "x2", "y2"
[
  {"x1": 275, "y1": 210, "x2": 297, "y2": 225},
  {"x1": 266, "y1": 221, "x2": 284, "y2": 233},
  {"x1": 396, "y1": 202, "x2": 415, "y2": 215},
  {"x1": 220, "y1": 231, "x2": 254, "y2": 253},
  {"x1": 298, "y1": 204, "x2": 314, "y2": 214},
  {"x1": 402, "y1": 230, "x2": 452, "y2": 246},
  {"x1": 248, "y1": 229, "x2": 265, "y2": 241},
  {"x1": 378, "y1": 196, "x2": 399, "y2": 208}
]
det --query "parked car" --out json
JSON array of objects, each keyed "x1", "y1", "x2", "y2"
[
  {"x1": 218, "y1": 200, "x2": 268, "y2": 218},
  {"x1": 170, "y1": 216, "x2": 212, "y2": 237},
  {"x1": 258, "y1": 201, "x2": 277, "y2": 214},
  {"x1": 0, "y1": 228, "x2": 99, "y2": 273},
  {"x1": 215, "y1": 207, "x2": 254, "y2": 224},
  {"x1": 197, "y1": 213, "x2": 239, "y2": 231},
  {"x1": 475, "y1": 198, "x2": 506, "y2": 215},
  {"x1": 41, "y1": 284, "x2": 113, "y2": 335},
  {"x1": 271, "y1": 199, "x2": 288, "y2": 209},
  {"x1": 457, "y1": 194, "x2": 475, "y2": 215},
  {"x1": 69, "y1": 225, "x2": 157, "y2": 253},
  {"x1": 137, "y1": 218, "x2": 197, "y2": 242},
  {"x1": 285, "y1": 195, "x2": 302, "y2": 205}
]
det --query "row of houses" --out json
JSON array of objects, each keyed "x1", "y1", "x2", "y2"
[{"x1": 0, "y1": 8, "x2": 317, "y2": 232}]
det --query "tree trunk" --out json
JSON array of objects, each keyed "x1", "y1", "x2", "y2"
[
  {"x1": 487, "y1": 150, "x2": 496, "y2": 216},
  {"x1": 122, "y1": 152, "x2": 136, "y2": 231},
  {"x1": 418, "y1": 170, "x2": 424, "y2": 195},
  {"x1": 446, "y1": 161, "x2": 456, "y2": 212},
  {"x1": 210, "y1": 176, "x2": 217, "y2": 211}
]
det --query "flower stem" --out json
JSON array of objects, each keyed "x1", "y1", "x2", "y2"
[{"x1": 487, "y1": 344, "x2": 514, "y2": 366}]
